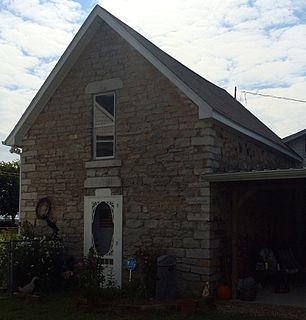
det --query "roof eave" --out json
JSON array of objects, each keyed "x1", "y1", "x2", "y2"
[{"x1": 202, "y1": 168, "x2": 306, "y2": 182}]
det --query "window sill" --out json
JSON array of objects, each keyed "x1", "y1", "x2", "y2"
[{"x1": 85, "y1": 159, "x2": 122, "y2": 169}]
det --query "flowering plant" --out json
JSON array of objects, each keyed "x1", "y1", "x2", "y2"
[{"x1": 76, "y1": 248, "x2": 105, "y2": 298}]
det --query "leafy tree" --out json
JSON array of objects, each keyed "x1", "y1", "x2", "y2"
[{"x1": 0, "y1": 161, "x2": 19, "y2": 223}]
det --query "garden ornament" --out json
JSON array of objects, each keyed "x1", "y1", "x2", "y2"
[
  {"x1": 36, "y1": 197, "x2": 59, "y2": 237},
  {"x1": 18, "y1": 276, "x2": 39, "y2": 294},
  {"x1": 202, "y1": 281, "x2": 209, "y2": 298},
  {"x1": 127, "y1": 257, "x2": 137, "y2": 282}
]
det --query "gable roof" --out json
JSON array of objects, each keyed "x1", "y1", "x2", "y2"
[
  {"x1": 283, "y1": 128, "x2": 306, "y2": 143},
  {"x1": 3, "y1": 5, "x2": 301, "y2": 161}
]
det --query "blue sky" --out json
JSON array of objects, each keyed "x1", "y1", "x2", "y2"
[{"x1": 1, "y1": 0, "x2": 306, "y2": 161}]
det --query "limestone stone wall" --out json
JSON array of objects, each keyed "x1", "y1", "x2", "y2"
[
  {"x1": 20, "y1": 20, "x2": 299, "y2": 295},
  {"x1": 208, "y1": 122, "x2": 296, "y2": 173},
  {"x1": 21, "y1": 21, "x2": 214, "y2": 294}
]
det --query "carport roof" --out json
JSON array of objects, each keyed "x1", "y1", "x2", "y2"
[{"x1": 202, "y1": 168, "x2": 306, "y2": 182}]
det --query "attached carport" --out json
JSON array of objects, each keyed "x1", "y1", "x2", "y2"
[{"x1": 203, "y1": 168, "x2": 306, "y2": 305}]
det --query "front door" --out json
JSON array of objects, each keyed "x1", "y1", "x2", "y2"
[{"x1": 84, "y1": 195, "x2": 122, "y2": 287}]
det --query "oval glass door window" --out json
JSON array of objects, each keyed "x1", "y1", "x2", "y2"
[{"x1": 92, "y1": 202, "x2": 114, "y2": 256}]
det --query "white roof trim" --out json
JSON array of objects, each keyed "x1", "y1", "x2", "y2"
[
  {"x1": 202, "y1": 168, "x2": 306, "y2": 182},
  {"x1": 1, "y1": 5, "x2": 300, "y2": 162}
]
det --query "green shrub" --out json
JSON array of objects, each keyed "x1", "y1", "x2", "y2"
[
  {"x1": 14, "y1": 237, "x2": 64, "y2": 291},
  {"x1": 0, "y1": 232, "x2": 20, "y2": 289},
  {"x1": 0, "y1": 233, "x2": 63, "y2": 292}
]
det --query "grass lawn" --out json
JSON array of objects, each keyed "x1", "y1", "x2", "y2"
[{"x1": 0, "y1": 292, "x2": 294, "y2": 320}]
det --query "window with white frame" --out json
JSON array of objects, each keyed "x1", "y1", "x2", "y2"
[{"x1": 93, "y1": 93, "x2": 115, "y2": 158}]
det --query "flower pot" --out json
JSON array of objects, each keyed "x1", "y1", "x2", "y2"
[{"x1": 216, "y1": 285, "x2": 232, "y2": 300}]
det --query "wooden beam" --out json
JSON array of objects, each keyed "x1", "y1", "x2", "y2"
[{"x1": 231, "y1": 188, "x2": 257, "y2": 299}]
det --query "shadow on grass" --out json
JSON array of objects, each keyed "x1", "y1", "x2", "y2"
[{"x1": 0, "y1": 291, "x2": 294, "y2": 320}]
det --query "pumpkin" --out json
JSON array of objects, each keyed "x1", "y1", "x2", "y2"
[{"x1": 216, "y1": 284, "x2": 232, "y2": 300}]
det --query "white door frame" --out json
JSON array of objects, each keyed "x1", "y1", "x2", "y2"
[{"x1": 84, "y1": 195, "x2": 123, "y2": 287}]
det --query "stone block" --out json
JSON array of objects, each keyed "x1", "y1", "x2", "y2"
[
  {"x1": 175, "y1": 137, "x2": 190, "y2": 147},
  {"x1": 85, "y1": 159, "x2": 122, "y2": 168},
  {"x1": 85, "y1": 78, "x2": 123, "y2": 94},
  {"x1": 187, "y1": 213, "x2": 207, "y2": 221},
  {"x1": 201, "y1": 239, "x2": 210, "y2": 248},
  {"x1": 183, "y1": 238, "x2": 200, "y2": 248},
  {"x1": 126, "y1": 219, "x2": 143, "y2": 228},
  {"x1": 181, "y1": 273, "x2": 201, "y2": 282},
  {"x1": 198, "y1": 259, "x2": 211, "y2": 267},
  {"x1": 186, "y1": 197, "x2": 209, "y2": 205},
  {"x1": 167, "y1": 248, "x2": 186, "y2": 257},
  {"x1": 191, "y1": 136, "x2": 214, "y2": 146},
  {"x1": 194, "y1": 231, "x2": 210, "y2": 240},
  {"x1": 22, "y1": 140, "x2": 36, "y2": 146},
  {"x1": 21, "y1": 179, "x2": 31, "y2": 185},
  {"x1": 84, "y1": 176, "x2": 121, "y2": 188},
  {"x1": 177, "y1": 263, "x2": 191, "y2": 272},
  {"x1": 145, "y1": 220, "x2": 159, "y2": 228},
  {"x1": 196, "y1": 222, "x2": 210, "y2": 231},
  {"x1": 21, "y1": 206, "x2": 36, "y2": 212},
  {"x1": 22, "y1": 192, "x2": 37, "y2": 200},
  {"x1": 201, "y1": 275, "x2": 210, "y2": 282},
  {"x1": 190, "y1": 265, "x2": 210, "y2": 275},
  {"x1": 186, "y1": 248, "x2": 209, "y2": 259},
  {"x1": 200, "y1": 188, "x2": 210, "y2": 196},
  {"x1": 22, "y1": 164, "x2": 36, "y2": 172},
  {"x1": 22, "y1": 150, "x2": 37, "y2": 157}
]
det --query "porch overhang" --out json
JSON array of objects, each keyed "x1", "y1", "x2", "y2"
[
  {"x1": 202, "y1": 167, "x2": 306, "y2": 182},
  {"x1": 204, "y1": 167, "x2": 306, "y2": 302}
]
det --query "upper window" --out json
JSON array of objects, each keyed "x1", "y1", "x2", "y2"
[{"x1": 94, "y1": 93, "x2": 115, "y2": 159}]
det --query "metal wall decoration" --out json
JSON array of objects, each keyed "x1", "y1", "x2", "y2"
[{"x1": 35, "y1": 197, "x2": 59, "y2": 237}]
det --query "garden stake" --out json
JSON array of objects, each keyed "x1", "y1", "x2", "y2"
[{"x1": 127, "y1": 257, "x2": 137, "y2": 282}]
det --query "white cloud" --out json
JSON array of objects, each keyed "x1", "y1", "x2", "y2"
[
  {"x1": 0, "y1": 0, "x2": 85, "y2": 160},
  {"x1": 0, "y1": 5, "x2": 82, "y2": 58},
  {"x1": 238, "y1": 80, "x2": 306, "y2": 137},
  {"x1": 1, "y1": 0, "x2": 306, "y2": 160},
  {"x1": 99, "y1": 0, "x2": 306, "y2": 137},
  {"x1": 3, "y1": 0, "x2": 84, "y2": 30},
  {"x1": 0, "y1": 43, "x2": 41, "y2": 88}
]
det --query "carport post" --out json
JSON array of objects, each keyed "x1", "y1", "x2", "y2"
[
  {"x1": 231, "y1": 189, "x2": 238, "y2": 299},
  {"x1": 231, "y1": 188, "x2": 257, "y2": 299}
]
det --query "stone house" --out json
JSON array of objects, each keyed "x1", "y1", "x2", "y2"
[{"x1": 3, "y1": 6, "x2": 304, "y2": 295}]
